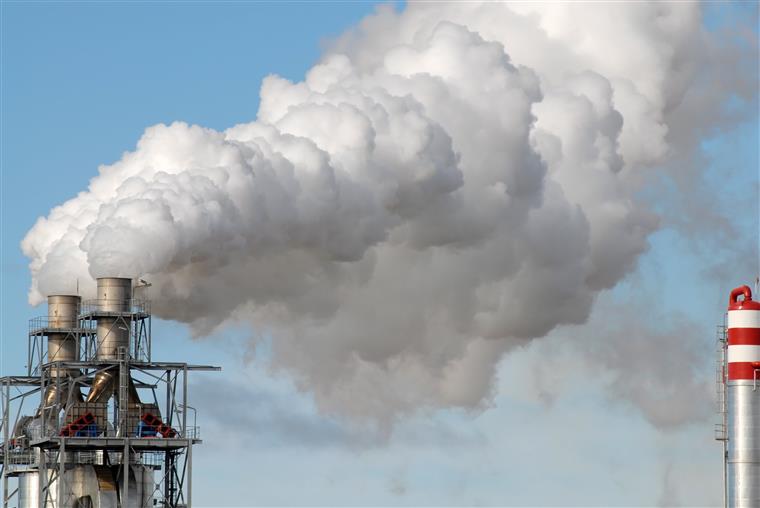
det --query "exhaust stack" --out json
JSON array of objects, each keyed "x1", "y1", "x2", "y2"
[
  {"x1": 2, "y1": 273, "x2": 220, "y2": 508},
  {"x1": 725, "y1": 285, "x2": 760, "y2": 507},
  {"x1": 39, "y1": 295, "x2": 83, "y2": 414},
  {"x1": 94, "y1": 277, "x2": 132, "y2": 358},
  {"x1": 86, "y1": 277, "x2": 140, "y2": 404}
]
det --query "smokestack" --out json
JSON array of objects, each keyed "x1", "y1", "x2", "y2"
[
  {"x1": 47, "y1": 295, "x2": 80, "y2": 373},
  {"x1": 6, "y1": 274, "x2": 219, "y2": 508},
  {"x1": 39, "y1": 295, "x2": 83, "y2": 414},
  {"x1": 725, "y1": 285, "x2": 760, "y2": 507},
  {"x1": 95, "y1": 276, "x2": 132, "y2": 358},
  {"x1": 86, "y1": 277, "x2": 140, "y2": 404}
]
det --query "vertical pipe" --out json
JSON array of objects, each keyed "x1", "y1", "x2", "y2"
[
  {"x1": 123, "y1": 440, "x2": 129, "y2": 508},
  {"x1": 118, "y1": 348, "x2": 128, "y2": 437},
  {"x1": 3, "y1": 381, "x2": 9, "y2": 508},
  {"x1": 183, "y1": 365, "x2": 190, "y2": 507},
  {"x1": 723, "y1": 335, "x2": 728, "y2": 508},
  {"x1": 54, "y1": 375, "x2": 60, "y2": 426},
  {"x1": 182, "y1": 367, "x2": 187, "y2": 438},
  {"x1": 27, "y1": 334, "x2": 32, "y2": 377},
  {"x1": 38, "y1": 450, "x2": 45, "y2": 508},
  {"x1": 187, "y1": 440, "x2": 192, "y2": 508},
  {"x1": 38, "y1": 365, "x2": 47, "y2": 508},
  {"x1": 167, "y1": 372, "x2": 175, "y2": 427},
  {"x1": 724, "y1": 327, "x2": 729, "y2": 508},
  {"x1": 39, "y1": 369, "x2": 46, "y2": 438},
  {"x1": 163, "y1": 452, "x2": 171, "y2": 508},
  {"x1": 164, "y1": 370, "x2": 171, "y2": 507},
  {"x1": 58, "y1": 439, "x2": 64, "y2": 508},
  {"x1": 164, "y1": 371, "x2": 171, "y2": 426}
]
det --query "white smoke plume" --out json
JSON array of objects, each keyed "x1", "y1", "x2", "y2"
[{"x1": 22, "y1": 3, "x2": 753, "y2": 422}]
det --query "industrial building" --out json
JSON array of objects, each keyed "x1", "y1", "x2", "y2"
[{"x1": 0, "y1": 277, "x2": 220, "y2": 507}]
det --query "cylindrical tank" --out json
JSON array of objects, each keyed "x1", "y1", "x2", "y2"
[
  {"x1": 47, "y1": 295, "x2": 81, "y2": 377},
  {"x1": 18, "y1": 472, "x2": 40, "y2": 508},
  {"x1": 96, "y1": 277, "x2": 132, "y2": 313},
  {"x1": 726, "y1": 285, "x2": 760, "y2": 508},
  {"x1": 48, "y1": 295, "x2": 80, "y2": 329},
  {"x1": 40, "y1": 295, "x2": 82, "y2": 414},
  {"x1": 17, "y1": 465, "x2": 151, "y2": 508},
  {"x1": 87, "y1": 278, "x2": 135, "y2": 404},
  {"x1": 18, "y1": 471, "x2": 56, "y2": 508},
  {"x1": 95, "y1": 278, "x2": 132, "y2": 360}
]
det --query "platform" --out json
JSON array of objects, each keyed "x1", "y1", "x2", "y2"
[{"x1": 31, "y1": 437, "x2": 200, "y2": 451}]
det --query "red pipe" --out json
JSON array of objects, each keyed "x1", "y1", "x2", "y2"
[{"x1": 730, "y1": 285, "x2": 753, "y2": 305}]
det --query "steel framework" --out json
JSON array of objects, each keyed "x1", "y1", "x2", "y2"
[{"x1": 1, "y1": 292, "x2": 220, "y2": 508}]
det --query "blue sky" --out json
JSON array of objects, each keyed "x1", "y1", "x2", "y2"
[
  {"x1": 1, "y1": 2, "x2": 386, "y2": 365},
  {"x1": 1, "y1": 2, "x2": 388, "y2": 504},
  {"x1": 1, "y1": 2, "x2": 758, "y2": 506}
]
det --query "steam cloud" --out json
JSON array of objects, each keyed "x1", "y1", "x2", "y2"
[{"x1": 22, "y1": 3, "x2": 750, "y2": 422}]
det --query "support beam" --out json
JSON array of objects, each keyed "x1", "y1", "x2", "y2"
[
  {"x1": 2, "y1": 381, "x2": 9, "y2": 508},
  {"x1": 39, "y1": 450, "x2": 46, "y2": 508},
  {"x1": 58, "y1": 439, "x2": 65, "y2": 508},
  {"x1": 123, "y1": 440, "x2": 129, "y2": 508},
  {"x1": 187, "y1": 440, "x2": 192, "y2": 508},
  {"x1": 3, "y1": 287, "x2": 220, "y2": 508}
]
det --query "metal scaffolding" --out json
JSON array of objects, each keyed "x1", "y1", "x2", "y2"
[{"x1": 1, "y1": 284, "x2": 220, "y2": 508}]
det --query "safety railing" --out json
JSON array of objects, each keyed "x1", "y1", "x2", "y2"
[
  {"x1": 80, "y1": 298, "x2": 150, "y2": 316},
  {"x1": 0, "y1": 448, "x2": 37, "y2": 467},
  {"x1": 179, "y1": 426, "x2": 201, "y2": 439},
  {"x1": 26, "y1": 420, "x2": 199, "y2": 441},
  {"x1": 29, "y1": 316, "x2": 93, "y2": 335}
]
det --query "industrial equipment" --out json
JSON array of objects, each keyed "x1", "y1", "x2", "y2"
[
  {"x1": 717, "y1": 284, "x2": 760, "y2": 508},
  {"x1": 0, "y1": 277, "x2": 220, "y2": 507}
]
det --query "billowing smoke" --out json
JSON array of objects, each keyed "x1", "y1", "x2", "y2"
[{"x1": 22, "y1": 3, "x2": 751, "y2": 422}]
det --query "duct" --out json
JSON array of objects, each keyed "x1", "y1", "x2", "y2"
[
  {"x1": 41, "y1": 383, "x2": 85, "y2": 414},
  {"x1": 86, "y1": 371, "x2": 140, "y2": 405}
]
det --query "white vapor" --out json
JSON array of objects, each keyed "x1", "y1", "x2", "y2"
[{"x1": 22, "y1": 3, "x2": 752, "y2": 423}]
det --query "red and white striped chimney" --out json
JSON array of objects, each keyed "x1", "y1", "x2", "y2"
[{"x1": 726, "y1": 285, "x2": 760, "y2": 507}]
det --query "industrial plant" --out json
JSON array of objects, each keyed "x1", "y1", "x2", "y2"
[
  {"x1": 0, "y1": 277, "x2": 220, "y2": 508},
  {"x1": 717, "y1": 285, "x2": 760, "y2": 508}
]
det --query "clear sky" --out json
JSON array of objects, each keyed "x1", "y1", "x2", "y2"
[{"x1": 1, "y1": 2, "x2": 758, "y2": 507}]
